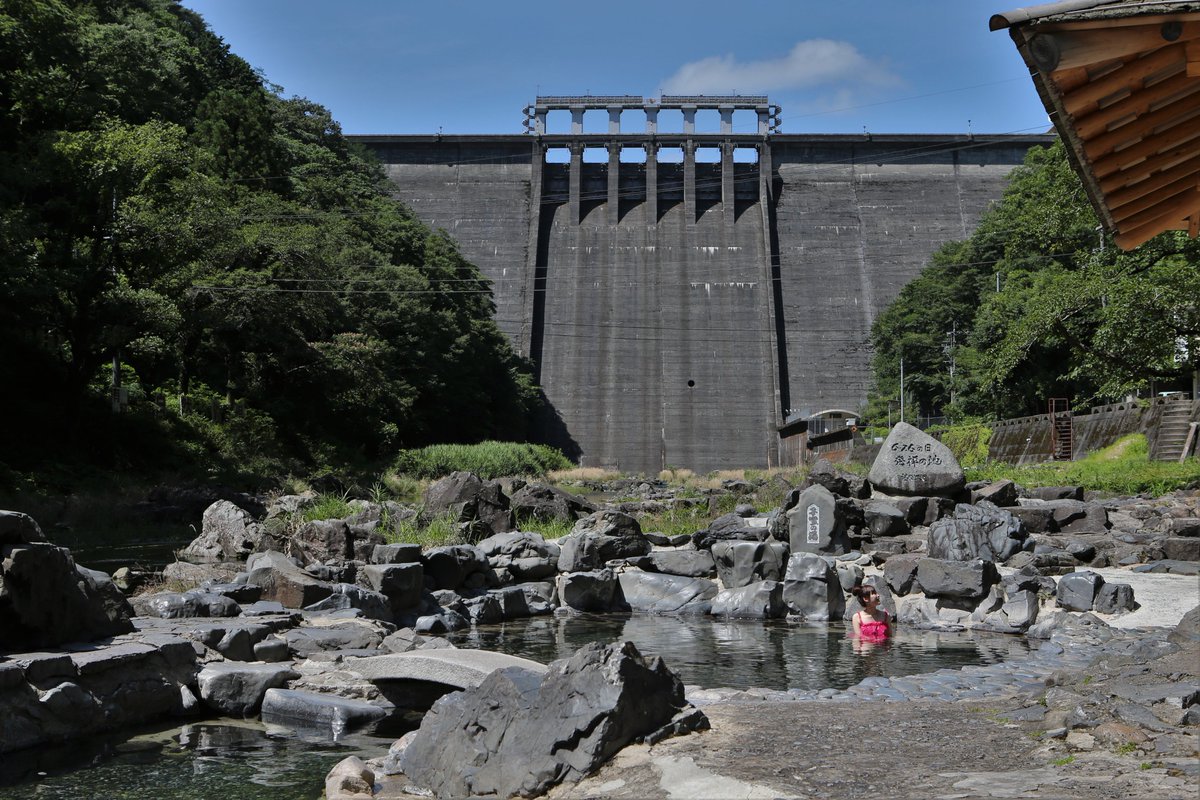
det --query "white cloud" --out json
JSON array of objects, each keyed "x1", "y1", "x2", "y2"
[{"x1": 660, "y1": 39, "x2": 898, "y2": 95}]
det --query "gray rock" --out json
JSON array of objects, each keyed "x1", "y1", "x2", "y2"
[
  {"x1": 867, "y1": 422, "x2": 965, "y2": 497},
  {"x1": 835, "y1": 560, "x2": 864, "y2": 592},
  {"x1": 616, "y1": 571, "x2": 718, "y2": 615},
  {"x1": 928, "y1": 501, "x2": 1026, "y2": 562},
  {"x1": 557, "y1": 526, "x2": 651, "y2": 573},
  {"x1": 381, "y1": 628, "x2": 456, "y2": 653},
  {"x1": 1041, "y1": 500, "x2": 1108, "y2": 534},
  {"x1": 289, "y1": 519, "x2": 384, "y2": 566},
  {"x1": 915, "y1": 558, "x2": 998, "y2": 601},
  {"x1": 246, "y1": 550, "x2": 335, "y2": 609},
  {"x1": 1029, "y1": 486, "x2": 1083, "y2": 501},
  {"x1": 461, "y1": 593, "x2": 505, "y2": 625},
  {"x1": 710, "y1": 580, "x2": 786, "y2": 619},
  {"x1": 864, "y1": 501, "x2": 909, "y2": 538},
  {"x1": 261, "y1": 688, "x2": 389, "y2": 734},
  {"x1": 398, "y1": 641, "x2": 698, "y2": 799},
  {"x1": 645, "y1": 549, "x2": 715, "y2": 578},
  {"x1": 0, "y1": 510, "x2": 46, "y2": 544},
  {"x1": 304, "y1": 584, "x2": 393, "y2": 622},
  {"x1": 883, "y1": 554, "x2": 922, "y2": 595},
  {"x1": 644, "y1": 531, "x2": 692, "y2": 547},
  {"x1": 972, "y1": 586, "x2": 1039, "y2": 633},
  {"x1": 253, "y1": 637, "x2": 290, "y2": 662},
  {"x1": 360, "y1": 563, "x2": 424, "y2": 611},
  {"x1": 131, "y1": 591, "x2": 241, "y2": 619},
  {"x1": 556, "y1": 569, "x2": 618, "y2": 612},
  {"x1": 972, "y1": 479, "x2": 1019, "y2": 507},
  {"x1": 1163, "y1": 537, "x2": 1200, "y2": 561},
  {"x1": 199, "y1": 582, "x2": 261, "y2": 604},
  {"x1": 710, "y1": 541, "x2": 788, "y2": 589},
  {"x1": 488, "y1": 586, "x2": 533, "y2": 620},
  {"x1": 197, "y1": 662, "x2": 298, "y2": 716},
  {"x1": 804, "y1": 458, "x2": 870, "y2": 499},
  {"x1": 570, "y1": 510, "x2": 642, "y2": 539},
  {"x1": 509, "y1": 483, "x2": 596, "y2": 524},
  {"x1": 786, "y1": 484, "x2": 850, "y2": 556},
  {"x1": 423, "y1": 545, "x2": 489, "y2": 590},
  {"x1": 422, "y1": 472, "x2": 513, "y2": 541},
  {"x1": 781, "y1": 553, "x2": 845, "y2": 621},
  {"x1": 476, "y1": 531, "x2": 560, "y2": 580},
  {"x1": 1093, "y1": 582, "x2": 1137, "y2": 614},
  {"x1": 284, "y1": 624, "x2": 385, "y2": 657},
  {"x1": 371, "y1": 543, "x2": 421, "y2": 564},
  {"x1": 179, "y1": 500, "x2": 268, "y2": 563},
  {"x1": 691, "y1": 514, "x2": 767, "y2": 551},
  {"x1": 1057, "y1": 571, "x2": 1105, "y2": 612}
]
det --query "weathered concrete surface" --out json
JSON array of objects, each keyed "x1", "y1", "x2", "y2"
[
  {"x1": 343, "y1": 649, "x2": 548, "y2": 690},
  {"x1": 355, "y1": 133, "x2": 1049, "y2": 472}
]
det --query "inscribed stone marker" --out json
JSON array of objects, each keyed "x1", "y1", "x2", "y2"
[{"x1": 868, "y1": 422, "x2": 965, "y2": 497}]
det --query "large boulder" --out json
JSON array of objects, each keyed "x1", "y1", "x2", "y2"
[
  {"x1": 509, "y1": 483, "x2": 597, "y2": 524},
  {"x1": 915, "y1": 558, "x2": 999, "y2": 602},
  {"x1": 178, "y1": 500, "x2": 270, "y2": 563},
  {"x1": 197, "y1": 662, "x2": 298, "y2": 717},
  {"x1": 557, "y1": 512, "x2": 651, "y2": 572},
  {"x1": 399, "y1": 642, "x2": 701, "y2": 798},
  {"x1": 246, "y1": 550, "x2": 335, "y2": 608},
  {"x1": 781, "y1": 553, "x2": 845, "y2": 621},
  {"x1": 710, "y1": 580, "x2": 786, "y2": 619},
  {"x1": 710, "y1": 541, "x2": 788, "y2": 589},
  {"x1": 643, "y1": 549, "x2": 715, "y2": 578},
  {"x1": 615, "y1": 571, "x2": 718, "y2": 615},
  {"x1": 422, "y1": 545, "x2": 490, "y2": 591},
  {"x1": 867, "y1": 422, "x2": 964, "y2": 497},
  {"x1": 556, "y1": 569, "x2": 619, "y2": 612},
  {"x1": 1056, "y1": 570, "x2": 1104, "y2": 612},
  {"x1": 0, "y1": 533, "x2": 134, "y2": 649},
  {"x1": 803, "y1": 458, "x2": 870, "y2": 499},
  {"x1": 928, "y1": 502, "x2": 1027, "y2": 562},
  {"x1": 288, "y1": 519, "x2": 384, "y2": 566},
  {"x1": 476, "y1": 531, "x2": 561, "y2": 581},
  {"x1": 422, "y1": 472, "x2": 513, "y2": 540},
  {"x1": 691, "y1": 513, "x2": 768, "y2": 551},
  {"x1": 360, "y1": 563, "x2": 424, "y2": 612},
  {"x1": 785, "y1": 485, "x2": 850, "y2": 556}
]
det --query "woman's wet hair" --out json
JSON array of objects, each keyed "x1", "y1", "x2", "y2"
[{"x1": 850, "y1": 584, "x2": 878, "y2": 604}]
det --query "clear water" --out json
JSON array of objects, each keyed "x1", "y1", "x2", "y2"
[
  {"x1": 448, "y1": 613, "x2": 1030, "y2": 690},
  {"x1": 0, "y1": 615, "x2": 1028, "y2": 797}
]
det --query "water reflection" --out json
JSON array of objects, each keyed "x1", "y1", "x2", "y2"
[{"x1": 450, "y1": 613, "x2": 1027, "y2": 690}]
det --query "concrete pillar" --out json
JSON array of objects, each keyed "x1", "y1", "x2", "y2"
[
  {"x1": 645, "y1": 142, "x2": 658, "y2": 224},
  {"x1": 757, "y1": 110, "x2": 769, "y2": 135},
  {"x1": 683, "y1": 106, "x2": 696, "y2": 135},
  {"x1": 757, "y1": 141, "x2": 786, "y2": 430},
  {"x1": 607, "y1": 141, "x2": 620, "y2": 225},
  {"x1": 571, "y1": 107, "x2": 584, "y2": 135},
  {"x1": 684, "y1": 139, "x2": 696, "y2": 224},
  {"x1": 522, "y1": 141, "x2": 545, "y2": 361},
  {"x1": 534, "y1": 111, "x2": 547, "y2": 135},
  {"x1": 645, "y1": 107, "x2": 658, "y2": 135},
  {"x1": 721, "y1": 141, "x2": 736, "y2": 226},
  {"x1": 569, "y1": 141, "x2": 582, "y2": 224},
  {"x1": 720, "y1": 106, "x2": 733, "y2": 134},
  {"x1": 608, "y1": 106, "x2": 621, "y2": 134}
]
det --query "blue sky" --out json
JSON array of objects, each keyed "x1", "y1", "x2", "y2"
[{"x1": 179, "y1": 0, "x2": 1050, "y2": 137}]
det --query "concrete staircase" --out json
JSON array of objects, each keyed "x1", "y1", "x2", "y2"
[{"x1": 1152, "y1": 400, "x2": 1197, "y2": 461}]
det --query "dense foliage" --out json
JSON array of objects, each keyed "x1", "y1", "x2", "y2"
[
  {"x1": 867, "y1": 139, "x2": 1200, "y2": 422},
  {"x1": 0, "y1": 0, "x2": 540, "y2": 483},
  {"x1": 392, "y1": 442, "x2": 573, "y2": 480}
]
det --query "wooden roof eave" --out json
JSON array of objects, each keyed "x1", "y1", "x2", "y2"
[{"x1": 1007, "y1": 24, "x2": 1120, "y2": 233}]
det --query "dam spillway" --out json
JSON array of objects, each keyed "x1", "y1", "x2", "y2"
[{"x1": 351, "y1": 97, "x2": 1051, "y2": 473}]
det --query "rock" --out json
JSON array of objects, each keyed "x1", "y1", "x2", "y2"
[
  {"x1": 422, "y1": 545, "x2": 489, "y2": 590},
  {"x1": 883, "y1": 554, "x2": 922, "y2": 596},
  {"x1": 615, "y1": 571, "x2": 718, "y2": 615},
  {"x1": 381, "y1": 628, "x2": 456, "y2": 653},
  {"x1": 710, "y1": 541, "x2": 788, "y2": 589},
  {"x1": 835, "y1": 560, "x2": 864, "y2": 592},
  {"x1": 781, "y1": 553, "x2": 845, "y2": 621},
  {"x1": 289, "y1": 519, "x2": 384, "y2": 565},
  {"x1": 786, "y1": 484, "x2": 850, "y2": 556},
  {"x1": 0, "y1": 510, "x2": 45, "y2": 544},
  {"x1": 305, "y1": 584, "x2": 393, "y2": 622},
  {"x1": 254, "y1": 637, "x2": 290, "y2": 662},
  {"x1": 928, "y1": 502, "x2": 1027, "y2": 562},
  {"x1": 1008, "y1": 504, "x2": 1057, "y2": 534},
  {"x1": 284, "y1": 624, "x2": 385, "y2": 657},
  {"x1": 399, "y1": 641, "x2": 699, "y2": 799},
  {"x1": 644, "y1": 531, "x2": 692, "y2": 547},
  {"x1": 1057, "y1": 571, "x2": 1105, "y2": 612},
  {"x1": 246, "y1": 550, "x2": 335, "y2": 609},
  {"x1": 710, "y1": 580, "x2": 786, "y2": 619},
  {"x1": 1041, "y1": 500, "x2": 1108, "y2": 534},
  {"x1": 462, "y1": 593, "x2": 504, "y2": 624},
  {"x1": 370, "y1": 543, "x2": 421, "y2": 564},
  {"x1": 1093, "y1": 582, "x2": 1137, "y2": 614},
  {"x1": 0, "y1": 540, "x2": 134, "y2": 649},
  {"x1": 691, "y1": 513, "x2": 767, "y2": 551},
  {"x1": 972, "y1": 479, "x2": 1019, "y2": 507},
  {"x1": 179, "y1": 500, "x2": 268, "y2": 563},
  {"x1": 422, "y1": 472, "x2": 513, "y2": 541},
  {"x1": 325, "y1": 756, "x2": 375, "y2": 799},
  {"x1": 1029, "y1": 486, "x2": 1083, "y2": 501},
  {"x1": 556, "y1": 569, "x2": 618, "y2": 612},
  {"x1": 644, "y1": 549, "x2": 715, "y2": 578},
  {"x1": 864, "y1": 501, "x2": 909, "y2": 538},
  {"x1": 1163, "y1": 537, "x2": 1200, "y2": 561},
  {"x1": 509, "y1": 483, "x2": 596, "y2": 524},
  {"x1": 1169, "y1": 605, "x2": 1200, "y2": 644},
  {"x1": 199, "y1": 581, "x2": 261, "y2": 604},
  {"x1": 973, "y1": 586, "x2": 1040, "y2": 633},
  {"x1": 557, "y1": 514, "x2": 651, "y2": 572},
  {"x1": 262, "y1": 688, "x2": 389, "y2": 735},
  {"x1": 131, "y1": 591, "x2": 241, "y2": 619},
  {"x1": 196, "y1": 662, "x2": 298, "y2": 717},
  {"x1": 804, "y1": 458, "x2": 870, "y2": 499},
  {"x1": 915, "y1": 558, "x2": 999, "y2": 602},
  {"x1": 867, "y1": 422, "x2": 965, "y2": 497},
  {"x1": 1169, "y1": 517, "x2": 1200, "y2": 537},
  {"x1": 360, "y1": 563, "x2": 424, "y2": 612},
  {"x1": 476, "y1": 531, "x2": 560, "y2": 580}
]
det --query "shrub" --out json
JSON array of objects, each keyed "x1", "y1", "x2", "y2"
[
  {"x1": 935, "y1": 423, "x2": 992, "y2": 467},
  {"x1": 393, "y1": 441, "x2": 572, "y2": 480},
  {"x1": 302, "y1": 492, "x2": 353, "y2": 522}
]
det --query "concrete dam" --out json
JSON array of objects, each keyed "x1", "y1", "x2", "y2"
[{"x1": 351, "y1": 96, "x2": 1052, "y2": 473}]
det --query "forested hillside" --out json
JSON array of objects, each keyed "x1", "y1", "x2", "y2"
[
  {"x1": 867, "y1": 139, "x2": 1200, "y2": 423},
  {"x1": 0, "y1": 0, "x2": 539, "y2": 486}
]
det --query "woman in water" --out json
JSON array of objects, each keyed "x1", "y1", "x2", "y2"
[{"x1": 850, "y1": 584, "x2": 892, "y2": 641}]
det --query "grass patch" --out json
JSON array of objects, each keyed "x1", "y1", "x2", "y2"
[
  {"x1": 514, "y1": 516, "x2": 576, "y2": 540},
  {"x1": 385, "y1": 511, "x2": 466, "y2": 549},
  {"x1": 301, "y1": 492, "x2": 354, "y2": 523},
  {"x1": 547, "y1": 466, "x2": 622, "y2": 483},
  {"x1": 394, "y1": 441, "x2": 572, "y2": 480},
  {"x1": 638, "y1": 505, "x2": 713, "y2": 538},
  {"x1": 1051, "y1": 755, "x2": 1075, "y2": 766},
  {"x1": 934, "y1": 423, "x2": 993, "y2": 467},
  {"x1": 965, "y1": 434, "x2": 1200, "y2": 495}
]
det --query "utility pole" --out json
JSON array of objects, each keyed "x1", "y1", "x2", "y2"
[{"x1": 899, "y1": 355, "x2": 905, "y2": 425}]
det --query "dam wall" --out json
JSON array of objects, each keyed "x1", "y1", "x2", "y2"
[{"x1": 353, "y1": 121, "x2": 1051, "y2": 473}]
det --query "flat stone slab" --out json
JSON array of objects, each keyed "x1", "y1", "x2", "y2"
[{"x1": 344, "y1": 649, "x2": 548, "y2": 689}]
